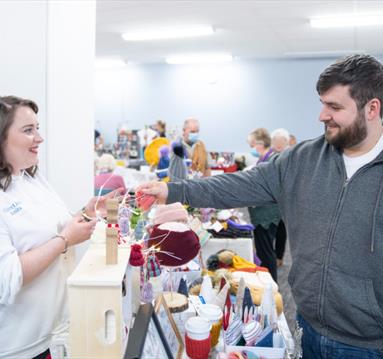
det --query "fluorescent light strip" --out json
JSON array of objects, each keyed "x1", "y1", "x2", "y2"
[
  {"x1": 95, "y1": 58, "x2": 126, "y2": 69},
  {"x1": 166, "y1": 53, "x2": 233, "y2": 65},
  {"x1": 311, "y1": 14, "x2": 383, "y2": 28},
  {"x1": 284, "y1": 50, "x2": 366, "y2": 58},
  {"x1": 122, "y1": 25, "x2": 214, "y2": 41}
]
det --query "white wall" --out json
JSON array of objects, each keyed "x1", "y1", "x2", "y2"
[
  {"x1": 0, "y1": 0, "x2": 95, "y2": 212},
  {"x1": 95, "y1": 58, "x2": 337, "y2": 153}
]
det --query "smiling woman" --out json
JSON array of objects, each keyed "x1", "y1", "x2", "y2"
[{"x1": 0, "y1": 96, "x2": 125, "y2": 359}]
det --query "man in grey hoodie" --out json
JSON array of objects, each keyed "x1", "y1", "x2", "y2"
[{"x1": 139, "y1": 54, "x2": 383, "y2": 358}]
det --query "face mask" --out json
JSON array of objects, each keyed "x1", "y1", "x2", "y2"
[
  {"x1": 188, "y1": 132, "x2": 199, "y2": 144},
  {"x1": 250, "y1": 148, "x2": 260, "y2": 157}
]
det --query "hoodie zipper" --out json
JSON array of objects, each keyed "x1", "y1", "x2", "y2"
[{"x1": 317, "y1": 160, "x2": 382, "y2": 327}]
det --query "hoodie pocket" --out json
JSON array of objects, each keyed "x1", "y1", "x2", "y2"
[{"x1": 324, "y1": 268, "x2": 383, "y2": 339}]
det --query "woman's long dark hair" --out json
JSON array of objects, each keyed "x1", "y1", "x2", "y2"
[{"x1": 0, "y1": 96, "x2": 39, "y2": 191}]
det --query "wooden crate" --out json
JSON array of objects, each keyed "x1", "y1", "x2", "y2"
[{"x1": 67, "y1": 244, "x2": 134, "y2": 359}]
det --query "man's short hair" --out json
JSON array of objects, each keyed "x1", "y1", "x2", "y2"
[{"x1": 316, "y1": 54, "x2": 383, "y2": 117}]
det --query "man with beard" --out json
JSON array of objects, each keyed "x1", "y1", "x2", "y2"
[{"x1": 138, "y1": 54, "x2": 383, "y2": 358}]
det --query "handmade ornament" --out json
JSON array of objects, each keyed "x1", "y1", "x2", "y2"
[
  {"x1": 242, "y1": 287, "x2": 253, "y2": 320},
  {"x1": 242, "y1": 320, "x2": 262, "y2": 346},
  {"x1": 154, "y1": 202, "x2": 188, "y2": 225},
  {"x1": 235, "y1": 277, "x2": 246, "y2": 314},
  {"x1": 163, "y1": 292, "x2": 189, "y2": 313},
  {"x1": 147, "y1": 222, "x2": 200, "y2": 267},
  {"x1": 177, "y1": 277, "x2": 188, "y2": 297},
  {"x1": 146, "y1": 253, "x2": 161, "y2": 278},
  {"x1": 135, "y1": 190, "x2": 156, "y2": 211},
  {"x1": 129, "y1": 244, "x2": 144, "y2": 266},
  {"x1": 225, "y1": 315, "x2": 243, "y2": 346},
  {"x1": 199, "y1": 276, "x2": 215, "y2": 304},
  {"x1": 130, "y1": 208, "x2": 142, "y2": 230},
  {"x1": 134, "y1": 219, "x2": 146, "y2": 241},
  {"x1": 140, "y1": 281, "x2": 153, "y2": 303},
  {"x1": 118, "y1": 206, "x2": 130, "y2": 237},
  {"x1": 212, "y1": 282, "x2": 230, "y2": 310}
]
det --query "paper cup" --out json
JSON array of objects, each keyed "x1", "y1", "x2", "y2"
[
  {"x1": 185, "y1": 333, "x2": 211, "y2": 359},
  {"x1": 185, "y1": 317, "x2": 212, "y2": 340},
  {"x1": 199, "y1": 304, "x2": 223, "y2": 347}
]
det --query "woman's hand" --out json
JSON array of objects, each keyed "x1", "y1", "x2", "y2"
[
  {"x1": 136, "y1": 181, "x2": 168, "y2": 204},
  {"x1": 60, "y1": 215, "x2": 97, "y2": 247},
  {"x1": 84, "y1": 187, "x2": 126, "y2": 219}
]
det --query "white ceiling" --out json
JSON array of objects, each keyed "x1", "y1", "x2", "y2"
[{"x1": 96, "y1": 0, "x2": 383, "y2": 64}]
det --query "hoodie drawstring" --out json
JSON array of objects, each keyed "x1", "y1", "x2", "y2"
[{"x1": 370, "y1": 179, "x2": 383, "y2": 252}]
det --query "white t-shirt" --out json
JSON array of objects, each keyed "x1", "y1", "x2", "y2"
[
  {"x1": 0, "y1": 172, "x2": 71, "y2": 359},
  {"x1": 343, "y1": 134, "x2": 383, "y2": 179}
]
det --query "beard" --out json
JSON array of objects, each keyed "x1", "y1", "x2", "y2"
[{"x1": 325, "y1": 110, "x2": 367, "y2": 150}]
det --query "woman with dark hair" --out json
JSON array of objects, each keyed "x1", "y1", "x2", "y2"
[{"x1": 0, "y1": 96, "x2": 124, "y2": 359}]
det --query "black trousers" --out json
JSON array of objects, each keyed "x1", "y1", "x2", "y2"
[
  {"x1": 253, "y1": 223, "x2": 278, "y2": 282},
  {"x1": 275, "y1": 220, "x2": 287, "y2": 260}
]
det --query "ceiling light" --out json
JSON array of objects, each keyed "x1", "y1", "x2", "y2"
[
  {"x1": 95, "y1": 58, "x2": 126, "y2": 69},
  {"x1": 165, "y1": 53, "x2": 233, "y2": 65},
  {"x1": 310, "y1": 14, "x2": 383, "y2": 28},
  {"x1": 122, "y1": 25, "x2": 214, "y2": 41},
  {"x1": 284, "y1": 50, "x2": 366, "y2": 58}
]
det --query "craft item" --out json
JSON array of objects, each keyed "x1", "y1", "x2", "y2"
[
  {"x1": 163, "y1": 291, "x2": 189, "y2": 313},
  {"x1": 140, "y1": 281, "x2": 153, "y2": 303},
  {"x1": 177, "y1": 277, "x2": 189, "y2": 297},
  {"x1": 199, "y1": 304, "x2": 223, "y2": 348},
  {"x1": 217, "y1": 209, "x2": 232, "y2": 221},
  {"x1": 129, "y1": 244, "x2": 144, "y2": 267},
  {"x1": 185, "y1": 317, "x2": 212, "y2": 359},
  {"x1": 146, "y1": 253, "x2": 161, "y2": 278},
  {"x1": 225, "y1": 315, "x2": 243, "y2": 346},
  {"x1": 106, "y1": 199, "x2": 119, "y2": 265},
  {"x1": 147, "y1": 222, "x2": 200, "y2": 267},
  {"x1": 259, "y1": 283, "x2": 278, "y2": 328},
  {"x1": 242, "y1": 287, "x2": 253, "y2": 321},
  {"x1": 242, "y1": 320, "x2": 262, "y2": 346},
  {"x1": 154, "y1": 202, "x2": 188, "y2": 225},
  {"x1": 235, "y1": 277, "x2": 246, "y2": 314},
  {"x1": 213, "y1": 282, "x2": 230, "y2": 310},
  {"x1": 135, "y1": 190, "x2": 156, "y2": 211},
  {"x1": 156, "y1": 145, "x2": 170, "y2": 179},
  {"x1": 118, "y1": 206, "x2": 130, "y2": 237},
  {"x1": 199, "y1": 276, "x2": 215, "y2": 304},
  {"x1": 254, "y1": 326, "x2": 273, "y2": 347},
  {"x1": 134, "y1": 219, "x2": 146, "y2": 241}
]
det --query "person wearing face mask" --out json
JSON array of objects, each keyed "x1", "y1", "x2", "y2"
[
  {"x1": 181, "y1": 117, "x2": 211, "y2": 177},
  {"x1": 0, "y1": 96, "x2": 124, "y2": 359},
  {"x1": 246, "y1": 128, "x2": 280, "y2": 282}
]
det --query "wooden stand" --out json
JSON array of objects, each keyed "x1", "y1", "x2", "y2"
[
  {"x1": 106, "y1": 199, "x2": 119, "y2": 265},
  {"x1": 68, "y1": 244, "x2": 137, "y2": 359},
  {"x1": 162, "y1": 292, "x2": 189, "y2": 313}
]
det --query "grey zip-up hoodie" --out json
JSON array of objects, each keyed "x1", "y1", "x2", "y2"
[{"x1": 167, "y1": 135, "x2": 383, "y2": 349}]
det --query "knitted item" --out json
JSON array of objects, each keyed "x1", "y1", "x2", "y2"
[
  {"x1": 185, "y1": 334, "x2": 211, "y2": 359},
  {"x1": 118, "y1": 207, "x2": 130, "y2": 237},
  {"x1": 225, "y1": 316, "x2": 243, "y2": 345},
  {"x1": 146, "y1": 253, "x2": 161, "y2": 278},
  {"x1": 134, "y1": 219, "x2": 146, "y2": 241},
  {"x1": 147, "y1": 222, "x2": 200, "y2": 267},
  {"x1": 140, "y1": 281, "x2": 153, "y2": 303},
  {"x1": 154, "y1": 202, "x2": 188, "y2": 225},
  {"x1": 136, "y1": 190, "x2": 156, "y2": 211},
  {"x1": 242, "y1": 320, "x2": 262, "y2": 346},
  {"x1": 129, "y1": 244, "x2": 145, "y2": 266}
]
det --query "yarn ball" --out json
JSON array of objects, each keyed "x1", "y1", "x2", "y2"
[{"x1": 129, "y1": 244, "x2": 145, "y2": 266}]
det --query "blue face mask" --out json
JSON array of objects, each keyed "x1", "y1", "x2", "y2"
[
  {"x1": 188, "y1": 132, "x2": 199, "y2": 144},
  {"x1": 250, "y1": 148, "x2": 260, "y2": 157}
]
